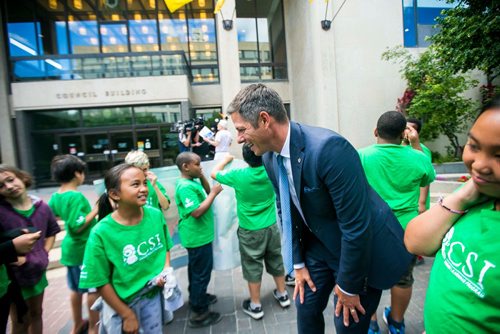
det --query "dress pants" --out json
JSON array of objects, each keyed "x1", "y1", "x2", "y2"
[{"x1": 296, "y1": 255, "x2": 382, "y2": 334}]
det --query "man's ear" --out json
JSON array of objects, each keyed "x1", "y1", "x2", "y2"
[
  {"x1": 259, "y1": 111, "x2": 271, "y2": 127},
  {"x1": 374, "y1": 128, "x2": 378, "y2": 138}
]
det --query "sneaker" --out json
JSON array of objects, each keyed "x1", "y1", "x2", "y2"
[
  {"x1": 206, "y1": 293, "x2": 217, "y2": 305},
  {"x1": 242, "y1": 299, "x2": 264, "y2": 320},
  {"x1": 368, "y1": 320, "x2": 380, "y2": 334},
  {"x1": 285, "y1": 274, "x2": 295, "y2": 286},
  {"x1": 188, "y1": 311, "x2": 222, "y2": 328},
  {"x1": 273, "y1": 289, "x2": 291, "y2": 308},
  {"x1": 383, "y1": 307, "x2": 405, "y2": 334}
]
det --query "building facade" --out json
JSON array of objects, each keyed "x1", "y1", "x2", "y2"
[{"x1": 0, "y1": 0, "x2": 453, "y2": 184}]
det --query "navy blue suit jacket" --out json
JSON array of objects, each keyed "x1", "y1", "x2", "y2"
[{"x1": 263, "y1": 122, "x2": 413, "y2": 294}]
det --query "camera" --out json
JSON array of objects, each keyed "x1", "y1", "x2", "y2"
[{"x1": 175, "y1": 117, "x2": 205, "y2": 135}]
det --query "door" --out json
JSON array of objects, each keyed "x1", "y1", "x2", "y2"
[{"x1": 136, "y1": 128, "x2": 162, "y2": 167}]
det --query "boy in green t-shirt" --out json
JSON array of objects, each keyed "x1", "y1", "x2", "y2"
[
  {"x1": 49, "y1": 155, "x2": 99, "y2": 334},
  {"x1": 174, "y1": 152, "x2": 223, "y2": 328},
  {"x1": 358, "y1": 111, "x2": 435, "y2": 334},
  {"x1": 211, "y1": 144, "x2": 290, "y2": 320}
]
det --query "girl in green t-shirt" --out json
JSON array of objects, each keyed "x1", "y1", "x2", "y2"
[
  {"x1": 80, "y1": 164, "x2": 173, "y2": 334},
  {"x1": 405, "y1": 98, "x2": 500, "y2": 333}
]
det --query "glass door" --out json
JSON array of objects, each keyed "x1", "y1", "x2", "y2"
[
  {"x1": 109, "y1": 131, "x2": 134, "y2": 165},
  {"x1": 136, "y1": 129, "x2": 161, "y2": 167}
]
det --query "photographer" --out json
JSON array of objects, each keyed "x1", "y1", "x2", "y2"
[
  {"x1": 178, "y1": 127, "x2": 192, "y2": 153},
  {"x1": 191, "y1": 118, "x2": 212, "y2": 161}
]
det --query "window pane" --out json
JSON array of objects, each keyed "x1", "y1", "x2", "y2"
[
  {"x1": 159, "y1": 11, "x2": 189, "y2": 54},
  {"x1": 31, "y1": 110, "x2": 81, "y2": 130},
  {"x1": 134, "y1": 104, "x2": 181, "y2": 124},
  {"x1": 129, "y1": 18, "x2": 159, "y2": 52},
  {"x1": 101, "y1": 23, "x2": 128, "y2": 53},
  {"x1": 68, "y1": 17, "x2": 99, "y2": 54},
  {"x1": 236, "y1": 0, "x2": 287, "y2": 81},
  {"x1": 82, "y1": 107, "x2": 132, "y2": 127}
]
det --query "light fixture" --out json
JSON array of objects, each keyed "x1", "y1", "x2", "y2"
[
  {"x1": 321, "y1": 20, "x2": 331, "y2": 31},
  {"x1": 222, "y1": 19, "x2": 233, "y2": 31},
  {"x1": 198, "y1": 0, "x2": 205, "y2": 7},
  {"x1": 74, "y1": 0, "x2": 82, "y2": 10},
  {"x1": 322, "y1": 0, "x2": 348, "y2": 31},
  {"x1": 49, "y1": 0, "x2": 58, "y2": 9}
]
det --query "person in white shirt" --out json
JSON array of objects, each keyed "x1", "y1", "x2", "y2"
[{"x1": 204, "y1": 119, "x2": 232, "y2": 160}]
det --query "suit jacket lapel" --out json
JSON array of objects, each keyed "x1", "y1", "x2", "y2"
[{"x1": 289, "y1": 122, "x2": 304, "y2": 203}]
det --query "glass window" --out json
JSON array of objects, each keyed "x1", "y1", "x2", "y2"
[
  {"x1": 402, "y1": 0, "x2": 457, "y2": 47},
  {"x1": 134, "y1": 104, "x2": 182, "y2": 124},
  {"x1": 82, "y1": 107, "x2": 132, "y2": 127},
  {"x1": 31, "y1": 110, "x2": 81, "y2": 130},
  {"x1": 68, "y1": 16, "x2": 99, "y2": 54},
  {"x1": 101, "y1": 22, "x2": 128, "y2": 53},
  {"x1": 129, "y1": 18, "x2": 159, "y2": 52},
  {"x1": 188, "y1": 9, "x2": 218, "y2": 81},
  {"x1": 236, "y1": 0, "x2": 287, "y2": 81}
]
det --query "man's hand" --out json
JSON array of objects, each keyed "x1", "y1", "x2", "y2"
[
  {"x1": 13, "y1": 230, "x2": 41, "y2": 254},
  {"x1": 334, "y1": 284, "x2": 365, "y2": 327},
  {"x1": 293, "y1": 267, "x2": 316, "y2": 304}
]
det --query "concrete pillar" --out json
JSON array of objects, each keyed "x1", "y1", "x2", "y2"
[
  {"x1": 283, "y1": 0, "x2": 339, "y2": 131},
  {"x1": 0, "y1": 12, "x2": 17, "y2": 165},
  {"x1": 215, "y1": 0, "x2": 242, "y2": 157}
]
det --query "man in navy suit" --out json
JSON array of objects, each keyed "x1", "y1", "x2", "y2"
[{"x1": 227, "y1": 84, "x2": 413, "y2": 333}]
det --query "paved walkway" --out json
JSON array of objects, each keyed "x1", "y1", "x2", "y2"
[
  {"x1": 23, "y1": 185, "x2": 431, "y2": 333},
  {"x1": 42, "y1": 258, "x2": 431, "y2": 334}
]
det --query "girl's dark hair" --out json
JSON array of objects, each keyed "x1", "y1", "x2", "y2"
[
  {"x1": 0, "y1": 165, "x2": 33, "y2": 192},
  {"x1": 104, "y1": 163, "x2": 138, "y2": 194},
  {"x1": 100, "y1": 163, "x2": 140, "y2": 215},
  {"x1": 51, "y1": 155, "x2": 87, "y2": 183},
  {"x1": 97, "y1": 193, "x2": 115, "y2": 220}
]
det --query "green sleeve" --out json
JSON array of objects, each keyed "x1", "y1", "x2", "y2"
[
  {"x1": 79, "y1": 229, "x2": 111, "y2": 289},
  {"x1": 214, "y1": 168, "x2": 238, "y2": 187},
  {"x1": 419, "y1": 156, "x2": 436, "y2": 187},
  {"x1": 65, "y1": 193, "x2": 92, "y2": 234},
  {"x1": 176, "y1": 183, "x2": 203, "y2": 218}
]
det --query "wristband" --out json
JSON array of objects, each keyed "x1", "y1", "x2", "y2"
[{"x1": 438, "y1": 196, "x2": 468, "y2": 215}]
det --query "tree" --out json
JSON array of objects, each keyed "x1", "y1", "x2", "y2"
[
  {"x1": 431, "y1": 0, "x2": 500, "y2": 98},
  {"x1": 382, "y1": 46, "x2": 478, "y2": 158}
]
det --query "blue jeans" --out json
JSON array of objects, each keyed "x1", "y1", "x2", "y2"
[
  {"x1": 296, "y1": 255, "x2": 382, "y2": 334},
  {"x1": 186, "y1": 242, "x2": 213, "y2": 313}
]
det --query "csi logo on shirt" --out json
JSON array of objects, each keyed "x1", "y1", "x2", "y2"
[{"x1": 122, "y1": 234, "x2": 164, "y2": 265}]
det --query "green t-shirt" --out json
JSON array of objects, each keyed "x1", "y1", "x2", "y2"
[
  {"x1": 79, "y1": 206, "x2": 173, "y2": 303},
  {"x1": 358, "y1": 144, "x2": 436, "y2": 229},
  {"x1": 420, "y1": 143, "x2": 433, "y2": 210},
  {"x1": 174, "y1": 178, "x2": 214, "y2": 248},
  {"x1": 0, "y1": 265, "x2": 9, "y2": 298},
  {"x1": 425, "y1": 200, "x2": 500, "y2": 333},
  {"x1": 146, "y1": 180, "x2": 170, "y2": 210},
  {"x1": 215, "y1": 165, "x2": 276, "y2": 231},
  {"x1": 49, "y1": 191, "x2": 97, "y2": 265}
]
